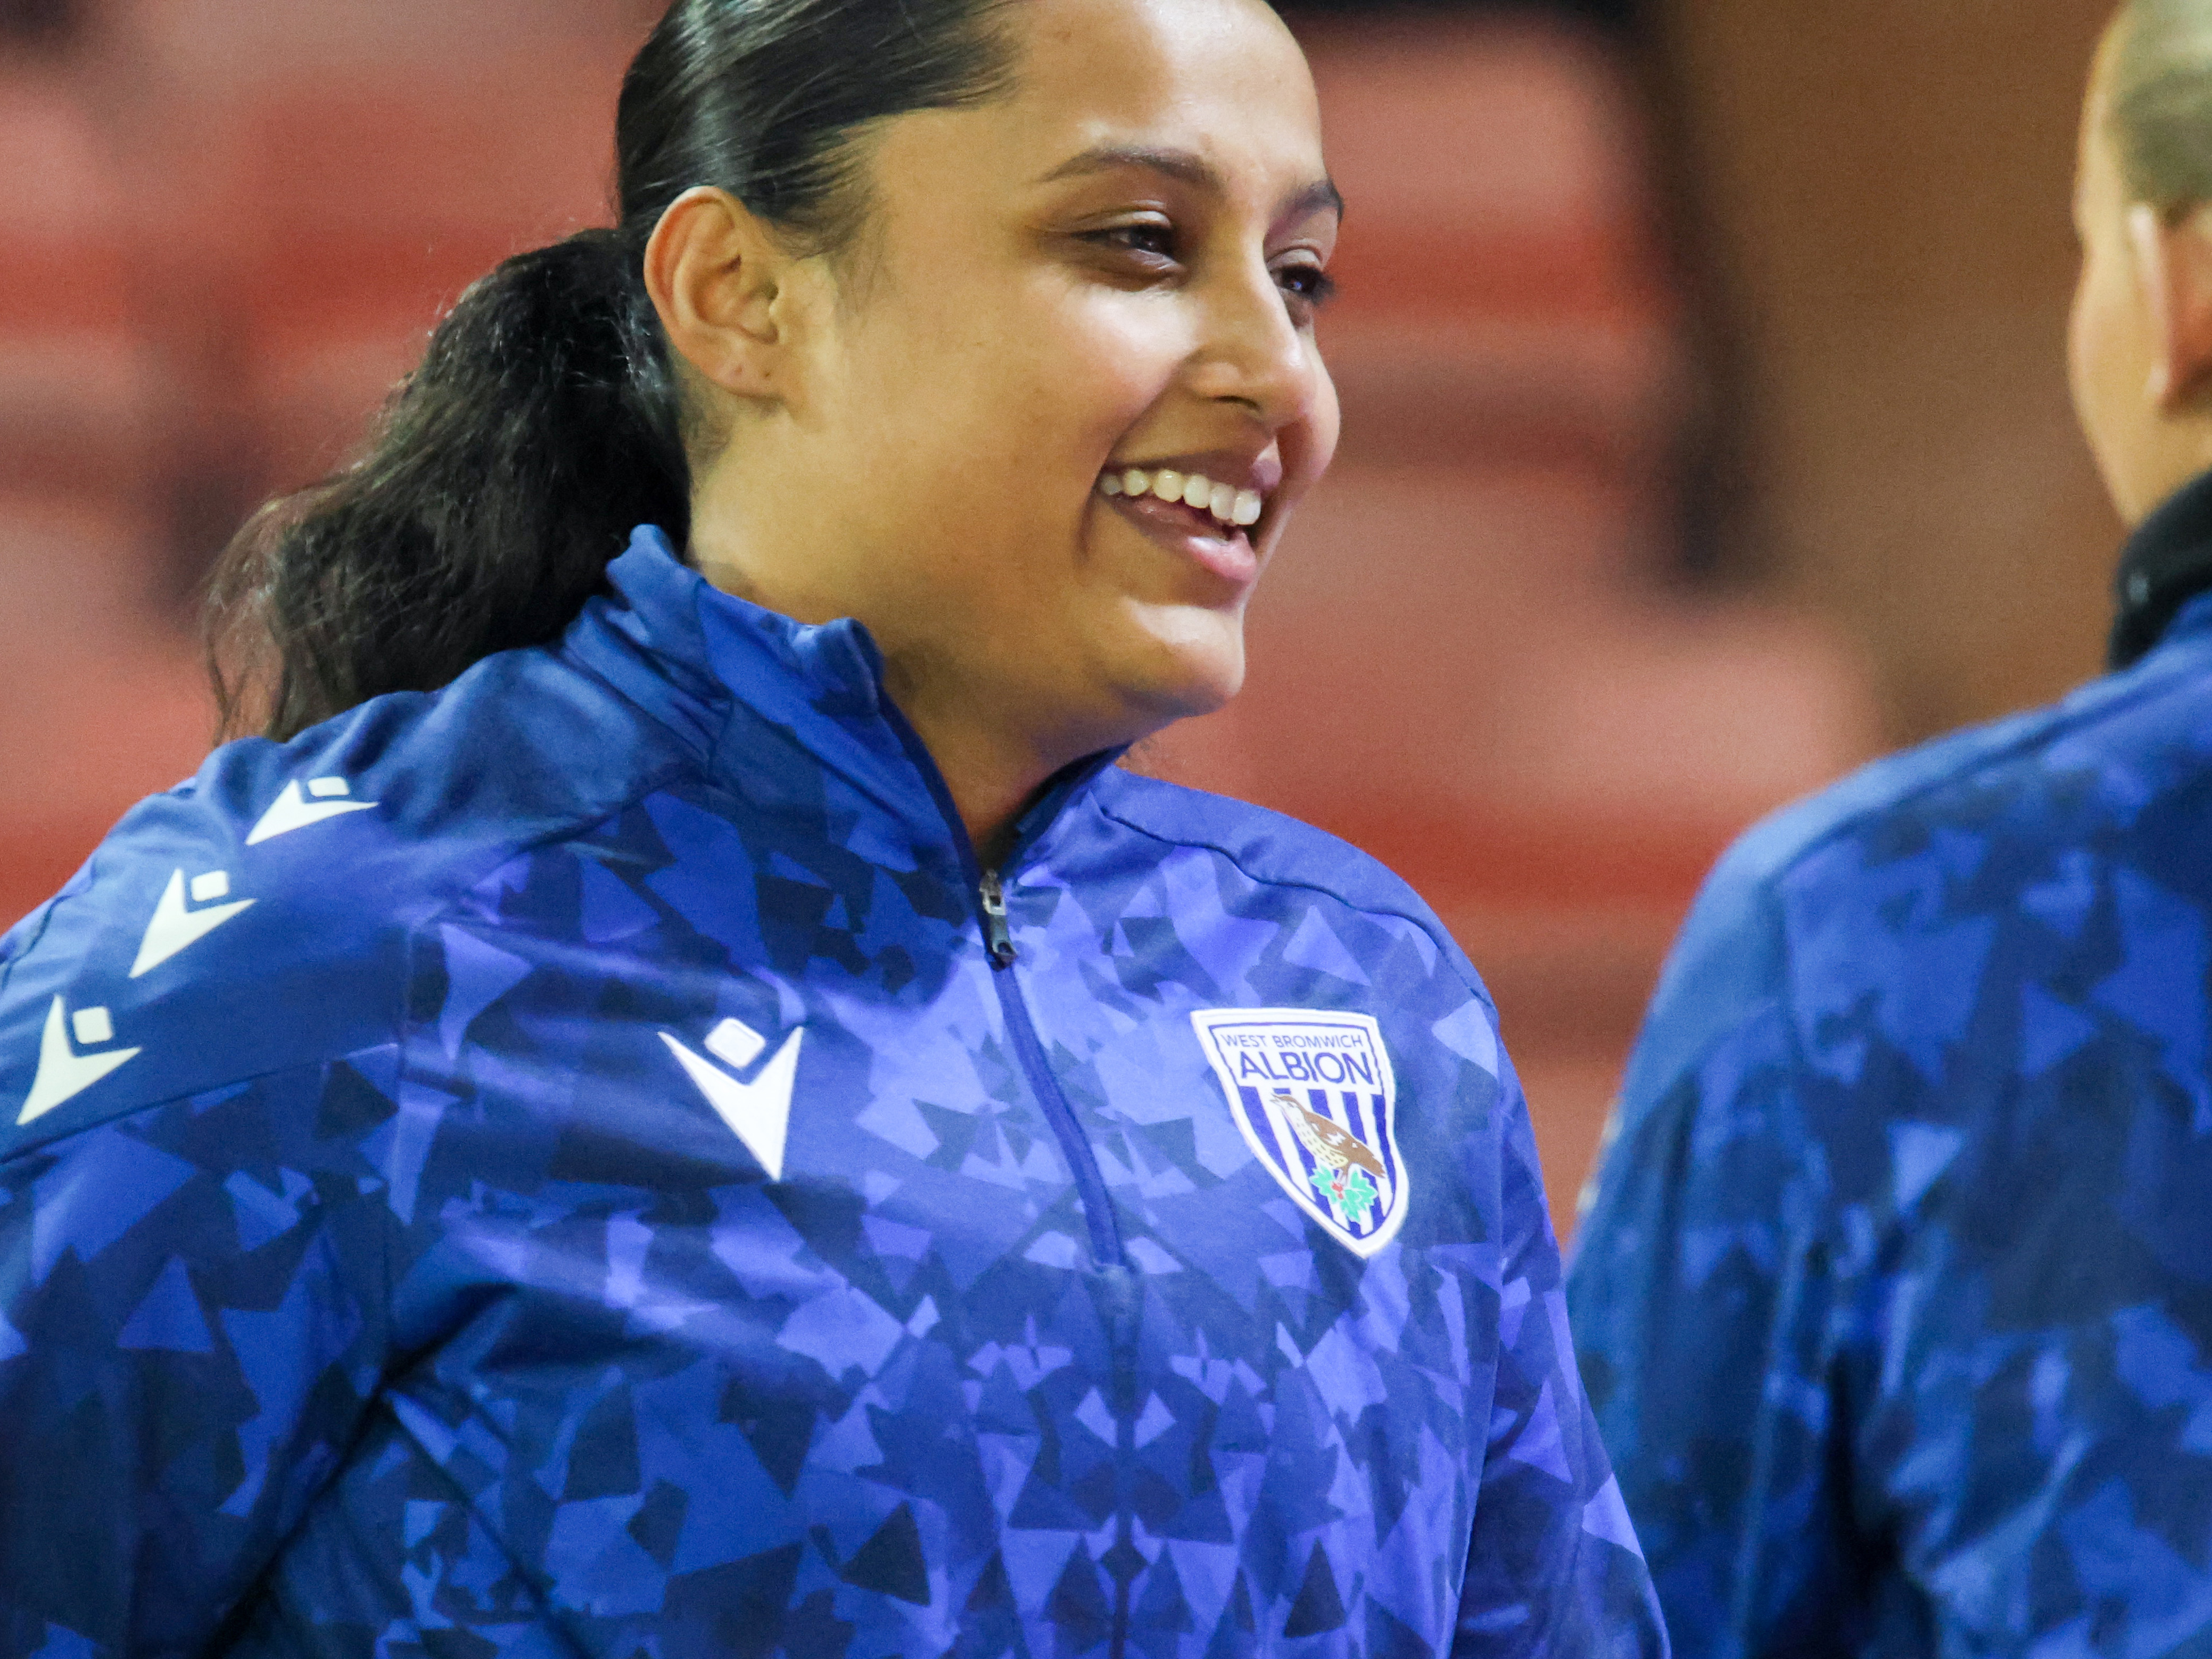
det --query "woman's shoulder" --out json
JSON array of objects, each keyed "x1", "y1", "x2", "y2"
[
  {"x1": 1089, "y1": 769, "x2": 1495, "y2": 1004},
  {"x1": 0, "y1": 643, "x2": 699, "y2": 1153}
]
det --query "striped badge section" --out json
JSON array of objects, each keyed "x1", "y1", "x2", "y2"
[{"x1": 1192, "y1": 1008, "x2": 1408, "y2": 1258}]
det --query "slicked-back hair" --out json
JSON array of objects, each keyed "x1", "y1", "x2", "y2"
[{"x1": 2111, "y1": 0, "x2": 2212, "y2": 213}]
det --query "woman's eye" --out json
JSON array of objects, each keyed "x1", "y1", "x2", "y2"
[
  {"x1": 1275, "y1": 263, "x2": 1338, "y2": 310},
  {"x1": 1085, "y1": 223, "x2": 1179, "y2": 261}
]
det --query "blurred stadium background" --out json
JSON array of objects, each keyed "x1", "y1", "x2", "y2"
[{"x1": 0, "y1": 0, "x2": 2119, "y2": 1234}]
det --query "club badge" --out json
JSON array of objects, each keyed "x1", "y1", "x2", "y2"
[{"x1": 1191, "y1": 1008, "x2": 1408, "y2": 1257}]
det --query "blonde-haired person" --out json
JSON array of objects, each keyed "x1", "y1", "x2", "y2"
[{"x1": 1570, "y1": 2, "x2": 2212, "y2": 1651}]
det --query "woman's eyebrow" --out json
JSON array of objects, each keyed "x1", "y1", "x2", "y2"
[{"x1": 1038, "y1": 143, "x2": 1344, "y2": 221}]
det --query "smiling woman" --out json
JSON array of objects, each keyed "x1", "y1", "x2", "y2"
[
  {"x1": 638, "y1": 0, "x2": 1344, "y2": 856},
  {"x1": 0, "y1": 2, "x2": 1666, "y2": 1654}
]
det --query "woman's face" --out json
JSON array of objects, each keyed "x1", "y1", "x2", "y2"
[{"x1": 717, "y1": 0, "x2": 1340, "y2": 765}]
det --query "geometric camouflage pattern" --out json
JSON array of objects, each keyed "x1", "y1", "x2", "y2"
[
  {"x1": 0, "y1": 530, "x2": 1665, "y2": 1658},
  {"x1": 1570, "y1": 589, "x2": 2212, "y2": 1656}
]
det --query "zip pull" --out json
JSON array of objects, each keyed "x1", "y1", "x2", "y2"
[{"x1": 979, "y1": 869, "x2": 1018, "y2": 969}]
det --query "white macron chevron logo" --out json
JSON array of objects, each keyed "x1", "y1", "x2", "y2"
[
  {"x1": 661, "y1": 1017, "x2": 804, "y2": 1181},
  {"x1": 131, "y1": 869, "x2": 255, "y2": 979},
  {"x1": 18, "y1": 997, "x2": 142, "y2": 1126},
  {"x1": 246, "y1": 777, "x2": 377, "y2": 846}
]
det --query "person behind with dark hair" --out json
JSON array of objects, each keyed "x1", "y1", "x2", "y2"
[
  {"x1": 1569, "y1": 1, "x2": 2212, "y2": 1650},
  {"x1": 0, "y1": 0, "x2": 1669, "y2": 1652}
]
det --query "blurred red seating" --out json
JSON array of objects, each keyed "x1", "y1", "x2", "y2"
[
  {"x1": 0, "y1": 67, "x2": 162, "y2": 501},
  {"x1": 0, "y1": 496, "x2": 211, "y2": 931},
  {"x1": 217, "y1": 55, "x2": 630, "y2": 486}
]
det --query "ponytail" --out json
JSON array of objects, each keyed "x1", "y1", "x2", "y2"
[
  {"x1": 207, "y1": 231, "x2": 687, "y2": 740},
  {"x1": 207, "y1": 0, "x2": 1017, "y2": 742}
]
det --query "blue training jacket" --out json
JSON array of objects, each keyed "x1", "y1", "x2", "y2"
[
  {"x1": 0, "y1": 530, "x2": 1665, "y2": 1658},
  {"x1": 1569, "y1": 584, "x2": 2212, "y2": 1652}
]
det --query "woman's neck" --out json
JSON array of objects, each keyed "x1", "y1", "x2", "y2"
[
  {"x1": 689, "y1": 507, "x2": 1112, "y2": 867},
  {"x1": 881, "y1": 665, "x2": 1064, "y2": 871}
]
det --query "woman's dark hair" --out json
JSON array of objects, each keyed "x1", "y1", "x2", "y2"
[{"x1": 208, "y1": 0, "x2": 1018, "y2": 740}]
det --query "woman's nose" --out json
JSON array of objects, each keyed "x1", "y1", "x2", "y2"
[{"x1": 1185, "y1": 261, "x2": 1326, "y2": 430}]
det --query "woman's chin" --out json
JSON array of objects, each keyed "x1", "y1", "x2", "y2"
[{"x1": 1104, "y1": 605, "x2": 1249, "y2": 730}]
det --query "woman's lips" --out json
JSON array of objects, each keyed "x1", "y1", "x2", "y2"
[{"x1": 1103, "y1": 490, "x2": 1260, "y2": 585}]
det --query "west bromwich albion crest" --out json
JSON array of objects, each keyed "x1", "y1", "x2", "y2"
[{"x1": 1192, "y1": 1009, "x2": 1408, "y2": 1257}]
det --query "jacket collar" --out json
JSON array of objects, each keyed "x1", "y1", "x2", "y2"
[
  {"x1": 2110, "y1": 465, "x2": 2212, "y2": 668},
  {"x1": 559, "y1": 526, "x2": 1120, "y2": 874}
]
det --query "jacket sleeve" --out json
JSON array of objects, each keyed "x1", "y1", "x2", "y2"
[
  {"x1": 1567, "y1": 838, "x2": 1869, "y2": 1656},
  {"x1": 0, "y1": 1051, "x2": 397, "y2": 1656},
  {"x1": 1565, "y1": 956, "x2": 1853, "y2": 1656},
  {"x1": 1454, "y1": 1049, "x2": 1671, "y2": 1658}
]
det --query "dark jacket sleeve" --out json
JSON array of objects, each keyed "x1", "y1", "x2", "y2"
[
  {"x1": 0, "y1": 1052, "x2": 397, "y2": 1656},
  {"x1": 1564, "y1": 895, "x2": 1857, "y2": 1655}
]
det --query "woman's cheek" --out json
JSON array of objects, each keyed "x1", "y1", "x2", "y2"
[{"x1": 1081, "y1": 299, "x2": 1199, "y2": 403}]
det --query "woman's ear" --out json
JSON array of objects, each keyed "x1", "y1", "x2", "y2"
[
  {"x1": 644, "y1": 187, "x2": 800, "y2": 402},
  {"x1": 2130, "y1": 200, "x2": 2212, "y2": 411}
]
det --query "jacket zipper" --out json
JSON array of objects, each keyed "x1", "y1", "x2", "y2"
[
  {"x1": 979, "y1": 870, "x2": 1017, "y2": 968},
  {"x1": 983, "y1": 880, "x2": 1139, "y2": 1659},
  {"x1": 978, "y1": 866, "x2": 1127, "y2": 1268},
  {"x1": 862, "y1": 689, "x2": 1133, "y2": 1656},
  {"x1": 867, "y1": 681, "x2": 1127, "y2": 1268}
]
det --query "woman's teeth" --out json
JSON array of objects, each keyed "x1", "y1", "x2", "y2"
[{"x1": 1100, "y1": 467, "x2": 1265, "y2": 529}]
